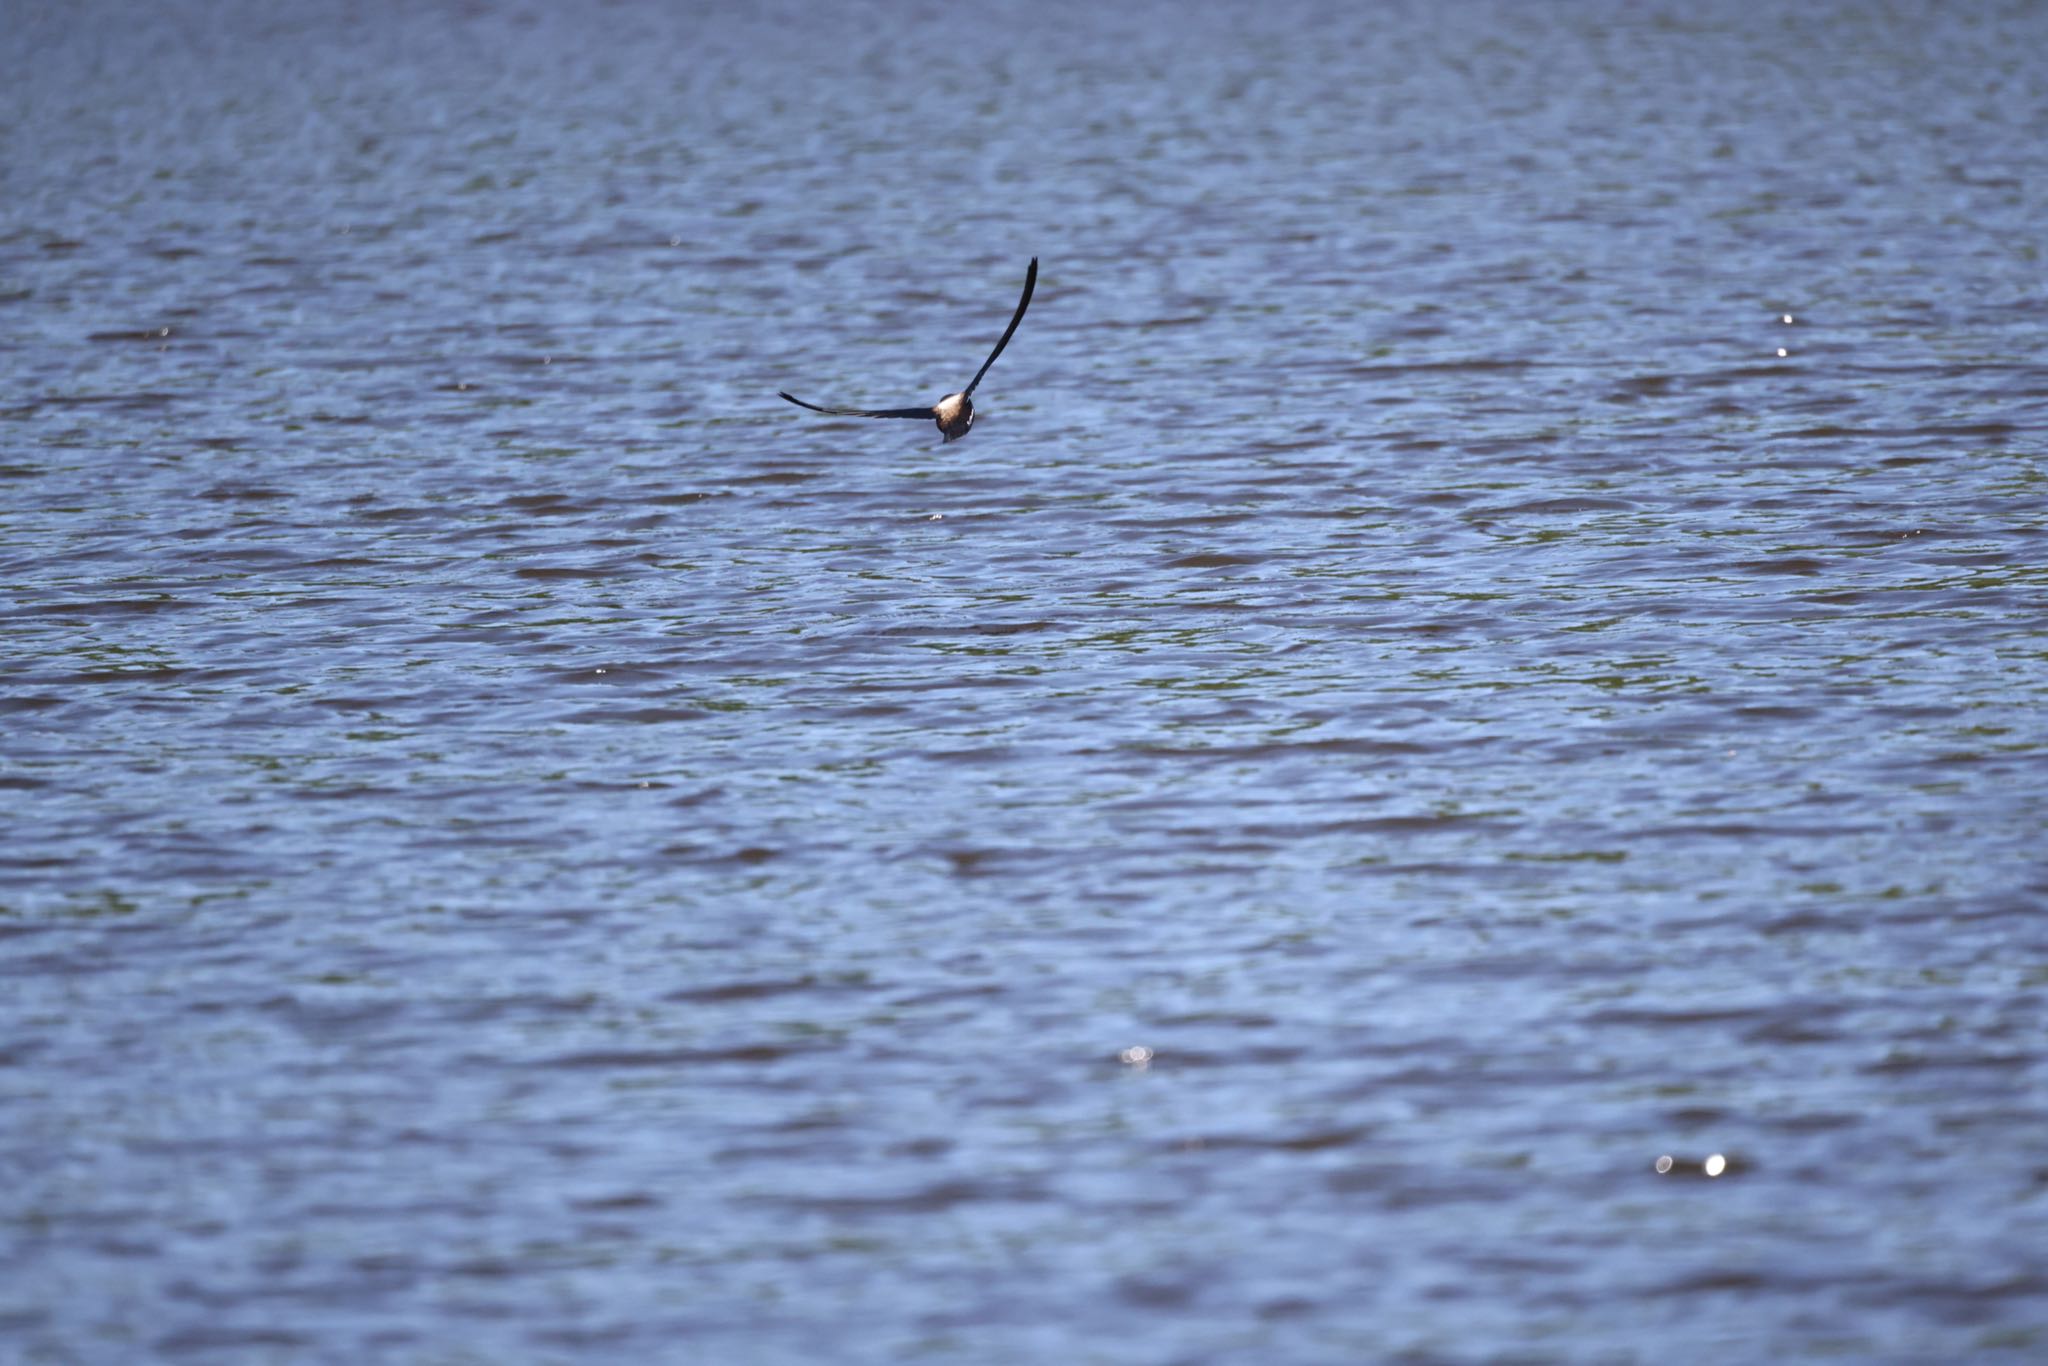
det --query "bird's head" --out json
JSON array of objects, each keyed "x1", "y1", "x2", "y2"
[{"x1": 935, "y1": 392, "x2": 974, "y2": 442}]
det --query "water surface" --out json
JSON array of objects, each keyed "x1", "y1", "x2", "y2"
[{"x1": 4, "y1": 0, "x2": 2046, "y2": 1360}]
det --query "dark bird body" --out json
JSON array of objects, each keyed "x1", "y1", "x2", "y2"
[{"x1": 778, "y1": 257, "x2": 1038, "y2": 443}]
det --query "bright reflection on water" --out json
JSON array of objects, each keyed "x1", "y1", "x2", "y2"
[{"x1": 3, "y1": 0, "x2": 2047, "y2": 1361}]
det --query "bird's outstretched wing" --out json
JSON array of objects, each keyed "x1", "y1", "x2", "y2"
[
  {"x1": 961, "y1": 257, "x2": 1038, "y2": 399},
  {"x1": 778, "y1": 392, "x2": 934, "y2": 420}
]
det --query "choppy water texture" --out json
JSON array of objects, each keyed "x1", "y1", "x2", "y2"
[{"x1": 5, "y1": 0, "x2": 2047, "y2": 1360}]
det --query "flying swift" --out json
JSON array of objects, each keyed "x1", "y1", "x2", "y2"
[{"x1": 778, "y1": 257, "x2": 1038, "y2": 443}]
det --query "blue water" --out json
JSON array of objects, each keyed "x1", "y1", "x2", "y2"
[{"x1": 4, "y1": 0, "x2": 2047, "y2": 1359}]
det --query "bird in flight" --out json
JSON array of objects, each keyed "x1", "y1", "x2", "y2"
[{"x1": 778, "y1": 257, "x2": 1038, "y2": 443}]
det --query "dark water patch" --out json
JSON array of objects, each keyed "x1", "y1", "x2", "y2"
[
  {"x1": 560, "y1": 705, "x2": 709, "y2": 724},
  {"x1": 32, "y1": 595, "x2": 202, "y2": 619},
  {"x1": 1736, "y1": 555, "x2": 1829, "y2": 575},
  {"x1": 28, "y1": 391, "x2": 180, "y2": 411},
  {"x1": 1483, "y1": 497, "x2": 1638, "y2": 516},
  {"x1": 1162, "y1": 551, "x2": 1264, "y2": 569},
  {"x1": 501, "y1": 493, "x2": 590, "y2": 514},
  {"x1": 547, "y1": 662, "x2": 673, "y2": 684},
  {"x1": 534, "y1": 1043, "x2": 819, "y2": 1070},
  {"x1": 744, "y1": 1177, "x2": 1051, "y2": 1217},
  {"x1": 1859, "y1": 1049, "x2": 2033, "y2": 1077},
  {"x1": 513, "y1": 564, "x2": 618, "y2": 581},
  {"x1": 349, "y1": 503, "x2": 434, "y2": 522},
  {"x1": 1182, "y1": 1125, "x2": 1374, "y2": 1154},
  {"x1": 154, "y1": 1327, "x2": 311, "y2": 1354},
  {"x1": 197, "y1": 483, "x2": 291, "y2": 501},
  {"x1": 664, "y1": 975, "x2": 862, "y2": 1005},
  {"x1": 1784, "y1": 420, "x2": 2019, "y2": 441}
]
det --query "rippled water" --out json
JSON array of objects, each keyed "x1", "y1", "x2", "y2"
[{"x1": 5, "y1": 0, "x2": 2047, "y2": 1360}]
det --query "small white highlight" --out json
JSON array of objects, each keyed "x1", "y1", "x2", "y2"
[
  {"x1": 1781, "y1": 313, "x2": 1794, "y2": 324},
  {"x1": 1654, "y1": 1154, "x2": 1675, "y2": 1174},
  {"x1": 1776, "y1": 347, "x2": 1789, "y2": 358},
  {"x1": 1119, "y1": 1045, "x2": 1154, "y2": 1068},
  {"x1": 1704, "y1": 1153, "x2": 1727, "y2": 1178}
]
